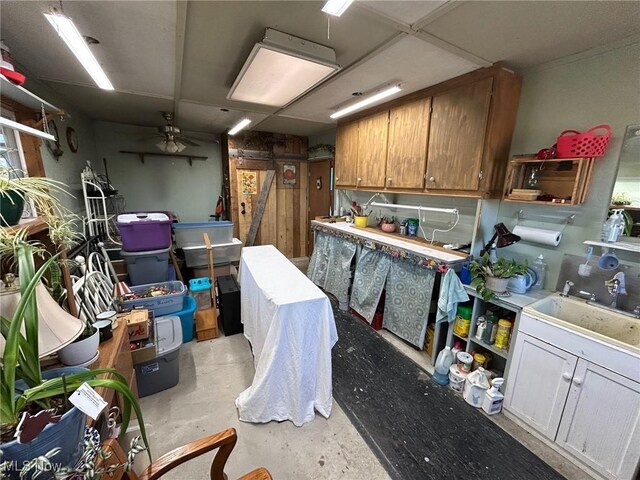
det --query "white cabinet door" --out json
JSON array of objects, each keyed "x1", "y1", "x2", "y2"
[
  {"x1": 504, "y1": 333, "x2": 578, "y2": 440},
  {"x1": 557, "y1": 359, "x2": 640, "y2": 480}
]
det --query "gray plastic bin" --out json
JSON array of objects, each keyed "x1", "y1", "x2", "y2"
[
  {"x1": 135, "y1": 315, "x2": 182, "y2": 397},
  {"x1": 121, "y1": 247, "x2": 170, "y2": 286}
]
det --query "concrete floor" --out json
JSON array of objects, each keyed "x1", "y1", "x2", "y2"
[{"x1": 127, "y1": 256, "x2": 590, "y2": 479}]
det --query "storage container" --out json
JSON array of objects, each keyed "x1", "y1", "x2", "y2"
[
  {"x1": 121, "y1": 247, "x2": 170, "y2": 286},
  {"x1": 182, "y1": 239, "x2": 243, "y2": 267},
  {"x1": 116, "y1": 213, "x2": 172, "y2": 252},
  {"x1": 159, "y1": 295, "x2": 197, "y2": 343},
  {"x1": 189, "y1": 277, "x2": 212, "y2": 311},
  {"x1": 218, "y1": 275, "x2": 242, "y2": 336},
  {"x1": 122, "y1": 281, "x2": 186, "y2": 316},
  {"x1": 449, "y1": 365, "x2": 467, "y2": 393},
  {"x1": 452, "y1": 304, "x2": 473, "y2": 337},
  {"x1": 135, "y1": 315, "x2": 182, "y2": 397},
  {"x1": 173, "y1": 221, "x2": 233, "y2": 248}
]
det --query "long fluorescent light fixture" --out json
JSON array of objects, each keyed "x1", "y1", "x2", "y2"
[
  {"x1": 330, "y1": 85, "x2": 402, "y2": 119},
  {"x1": 228, "y1": 29, "x2": 339, "y2": 107},
  {"x1": 0, "y1": 117, "x2": 56, "y2": 141},
  {"x1": 228, "y1": 118, "x2": 252, "y2": 136},
  {"x1": 322, "y1": 0, "x2": 354, "y2": 17},
  {"x1": 44, "y1": 12, "x2": 114, "y2": 90}
]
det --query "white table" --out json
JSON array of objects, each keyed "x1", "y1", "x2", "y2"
[{"x1": 235, "y1": 245, "x2": 338, "y2": 426}]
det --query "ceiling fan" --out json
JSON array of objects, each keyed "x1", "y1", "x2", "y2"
[{"x1": 154, "y1": 112, "x2": 200, "y2": 153}]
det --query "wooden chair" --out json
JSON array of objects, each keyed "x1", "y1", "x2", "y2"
[{"x1": 103, "y1": 428, "x2": 272, "y2": 480}]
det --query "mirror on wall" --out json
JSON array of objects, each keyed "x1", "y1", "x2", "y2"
[{"x1": 611, "y1": 125, "x2": 640, "y2": 238}]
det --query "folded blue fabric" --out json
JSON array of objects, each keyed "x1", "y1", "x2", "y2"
[{"x1": 436, "y1": 268, "x2": 470, "y2": 324}]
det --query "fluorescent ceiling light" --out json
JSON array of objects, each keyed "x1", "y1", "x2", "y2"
[
  {"x1": 330, "y1": 85, "x2": 402, "y2": 119},
  {"x1": 228, "y1": 29, "x2": 339, "y2": 107},
  {"x1": 44, "y1": 12, "x2": 114, "y2": 90},
  {"x1": 322, "y1": 0, "x2": 354, "y2": 17},
  {"x1": 0, "y1": 116, "x2": 56, "y2": 141},
  {"x1": 228, "y1": 118, "x2": 252, "y2": 136}
]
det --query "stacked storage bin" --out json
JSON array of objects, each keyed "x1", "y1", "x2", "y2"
[
  {"x1": 117, "y1": 213, "x2": 173, "y2": 286},
  {"x1": 172, "y1": 222, "x2": 242, "y2": 269}
]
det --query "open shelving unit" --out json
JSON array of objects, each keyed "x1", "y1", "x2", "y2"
[{"x1": 584, "y1": 239, "x2": 640, "y2": 254}]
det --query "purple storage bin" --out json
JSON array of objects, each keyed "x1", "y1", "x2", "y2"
[{"x1": 117, "y1": 212, "x2": 173, "y2": 252}]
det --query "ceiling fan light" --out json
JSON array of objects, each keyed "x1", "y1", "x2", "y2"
[
  {"x1": 44, "y1": 11, "x2": 114, "y2": 90},
  {"x1": 175, "y1": 141, "x2": 187, "y2": 153},
  {"x1": 322, "y1": 0, "x2": 354, "y2": 17},
  {"x1": 156, "y1": 140, "x2": 168, "y2": 152},
  {"x1": 165, "y1": 140, "x2": 180, "y2": 153}
]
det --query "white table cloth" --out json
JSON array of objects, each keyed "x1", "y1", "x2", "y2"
[{"x1": 235, "y1": 245, "x2": 338, "y2": 426}]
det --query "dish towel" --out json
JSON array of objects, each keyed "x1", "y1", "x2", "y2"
[{"x1": 436, "y1": 268, "x2": 470, "y2": 324}]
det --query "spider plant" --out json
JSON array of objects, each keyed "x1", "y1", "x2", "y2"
[
  {"x1": 0, "y1": 242, "x2": 150, "y2": 460},
  {"x1": 470, "y1": 253, "x2": 528, "y2": 301}
]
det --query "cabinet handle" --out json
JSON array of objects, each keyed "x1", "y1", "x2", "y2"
[
  {"x1": 562, "y1": 372, "x2": 572, "y2": 381},
  {"x1": 429, "y1": 176, "x2": 435, "y2": 182},
  {"x1": 572, "y1": 377, "x2": 583, "y2": 386},
  {"x1": 387, "y1": 177, "x2": 392, "y2": 185},
  {"x1": 357, "y1": 177, "x2": 362, "y2": 185}
]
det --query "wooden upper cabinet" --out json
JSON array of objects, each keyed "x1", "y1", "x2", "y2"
[
  {"x1": 357, "y1": 111, "x2": 389, "y2": 188},
  {"x1": 386, "y1": 98, "x2": 431, "y2": 189},
  {"x1": 335, "y1": 121, "x2": 359, "y2": 187},
  {"x1": 425, "y1": 77, "x2": 493, "y2": 191}
]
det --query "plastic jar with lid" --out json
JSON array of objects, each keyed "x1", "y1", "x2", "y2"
[
  {"x1": 472, "y1": 352, "x2": 487, "y2": 371},
  {"x1": 453, "y1": 304, "x2": 473, "y2": 337},
  {"x1": 494, "y1": 319, "x2": 512, "y2": 350}
]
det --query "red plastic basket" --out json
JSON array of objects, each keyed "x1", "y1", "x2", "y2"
[{"x1": 556, "y1": 124, "x2": 611, "y2": 158}]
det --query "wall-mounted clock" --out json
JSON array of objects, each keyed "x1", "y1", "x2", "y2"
[
  {"x1": 66, "y1": 126, "x2": 78, "y2": 153},
  {"x1": 46, "y1": 120, "x2": 63, "y2": 160}
]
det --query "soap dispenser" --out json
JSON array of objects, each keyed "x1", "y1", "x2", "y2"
[
  {"x1": 531, "y1": 254, "x2": 547, "y2": 290},
  {"x1": 482, "y1": 378, "x2": 505, "y2": 415}
]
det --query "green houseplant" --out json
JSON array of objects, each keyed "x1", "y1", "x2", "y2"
[{"x1": 470, "y1": 253, "x2": 528, "y2": 301}]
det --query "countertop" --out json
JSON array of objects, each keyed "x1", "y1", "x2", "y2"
[
  {"x1": 311, "y1": 220, "x2": 467, "y2": 264},
  {"x1": 464, "y1": 284, "x2": 551, "y2": 311}
]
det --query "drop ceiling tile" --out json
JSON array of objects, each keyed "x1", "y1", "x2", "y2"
[
  {"x1": 177, "y1": 101, "x2": 270, "y2": 134},
  {"x1": 423, "y1": 0, "x2": 640, "y2": 69},
  {"x1": 179, "y1": 1, "x2": 399, "y2": 108},
  {"x1": 360, "y1": 1, "x2": 448, "y2": 25},
  {"x1": 283, "y1": 35, "x2": 480, "y2": 123},
  {"x1": 1, "y1": 0, "x2": 175, "y2": 97}
]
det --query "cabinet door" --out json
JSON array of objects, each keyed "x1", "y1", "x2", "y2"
[
  {"x1": 557, "y1": 359, "x2": 640, "y2": 480},
  {"x1": 335, "y1": 121, "x2": 358, "y2": 187},
  {"x1": 504, "y1": 333, "x2": 577, "y2": 440},
  {"x1": 357, "y1": 111, "x2": 389, "y2": 188},
  {"x1": 386, "y1": 98, "x2": 431, "y2": 189},
  {"x1": 425, "y1": 77, "x2": 492, "y2": 191}
]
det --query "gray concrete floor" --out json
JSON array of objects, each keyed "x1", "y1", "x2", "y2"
[{"x1": 127, "y1": 256, "x2": 590, "y2": 479}]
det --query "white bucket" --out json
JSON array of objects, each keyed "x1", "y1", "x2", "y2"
[{"x1": 449, "y1": 365, "x2": 467, "y2": 393}]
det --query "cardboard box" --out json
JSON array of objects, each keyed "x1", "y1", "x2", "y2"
[
  {"x1": 119, "y1": 309, "x2": 150, "y2": 342},
  {"x1": 424, "y1": 323, "x2": 435, "y2": 357},
  {"x1": 130, "y1": 312, "x2": 157, "y2": 364}
]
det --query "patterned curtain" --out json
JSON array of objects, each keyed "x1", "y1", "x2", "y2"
[
  {"x1": 349, "y1": 247, "x2": 392, "y2": 322},
  {"x1": 383, "y1": 257, "x2": 435, "y2": 348},
  {"x1": 307, "y1": 231, "x2": 356, "y2": 304}
]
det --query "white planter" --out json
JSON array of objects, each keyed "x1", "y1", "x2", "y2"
[
  {"x1": 485, "y1": 276, "x2": 510, "y2": 294},
  {"x1": 58, "y1": 329, "x2": 99, "y2": 366}
]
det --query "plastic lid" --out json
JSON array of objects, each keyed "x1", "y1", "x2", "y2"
[
  {"x1": 498, "y1": 319, "x2": 512, "y2": 327},
  {"x1": 155, "y1": 315, "x2": 182, "y2": 356},
  {"x1": 473, "y1": 353, "x2": 486, "y2": 362},
  {"x1": 189, "y1": 277, "x2": 211, "y2": 292},
  {"x1": 172, "y1": 221, "x2": 233, "y2": 229},
  {"x1": 456, "y1": 304, "x2": 473, "y2": 318}
]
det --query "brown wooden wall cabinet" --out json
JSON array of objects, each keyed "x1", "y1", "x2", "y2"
[{"x1": 334, "y1": 64, "x2": 522, "y2": 198}]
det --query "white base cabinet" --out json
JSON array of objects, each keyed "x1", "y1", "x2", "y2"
[{"x1": 505, "y1": 322, "x2": 640, "y2": 480}]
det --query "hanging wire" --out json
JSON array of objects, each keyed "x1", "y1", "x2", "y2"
[{"x1": 41, "y1": 104, "x2": 50, "y2": 135}]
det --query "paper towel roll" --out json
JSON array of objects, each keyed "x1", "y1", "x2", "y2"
[{"x1": 513, "y1": 225, "x2": 562, "y2": 246}]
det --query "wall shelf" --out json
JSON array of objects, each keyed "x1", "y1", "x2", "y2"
[
  {"x1": 1, "y1": 74, "x2": 62, "y2": 113},
  {"x1": 119, "y1": 150, "x2": 207, "y2": 166},
  {"x1": 584, "y1": 239, "x2": 640, "y2": 254}
]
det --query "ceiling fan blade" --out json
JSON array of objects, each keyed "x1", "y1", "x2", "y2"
[{"x1": 177, "y1": 137, "x2": 199, "y2": 147}]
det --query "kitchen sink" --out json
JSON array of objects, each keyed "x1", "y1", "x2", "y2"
[{"x1": 526, "y1": 294, "x2": 640, "y2": 348}]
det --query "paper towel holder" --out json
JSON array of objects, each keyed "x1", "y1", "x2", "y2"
[{"x1": 516, "y1": 209, "x2": 576, "y2": 229}]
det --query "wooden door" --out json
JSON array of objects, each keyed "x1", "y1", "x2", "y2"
[
  {"x1": 386, "y1": 98, "x2": 431, "y2": 189},
  {"x1": 335, "y1": 122, "x2": 358, "y2": 187},
  {"x1": 557, "y1": 359, "x2": 640, "y2": 480},
  {"x1": 307, "y1": 159, "x2": 333, "y2": 254},
  {"x1": 504, "y1": 333, "x2": 577, "y2": 440},
  {"x1": 425, "y1": 78, "x2": 493, "y2": 191},
  {"x1": 357, "y1": 111, "x2": 389, "y2": 188}
]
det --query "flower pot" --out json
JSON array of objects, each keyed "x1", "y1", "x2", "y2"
[
  {"x1": 381, "y1": 222, "x2": 396, "y2": 233},
  {"x1": 1, "y1": 367, "x2": 89, "y2": 480},
  {"x1": 57, "y1": 328, "x2": 99, "y2": 366},
  {"x1": 485, "y1": 276, "x2": 510, "y2": 294},
  {"x1": 0, "y1": 190, "x2": 25, "y2": 226}
]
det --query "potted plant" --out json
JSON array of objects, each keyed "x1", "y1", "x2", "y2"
[
  {"x1": 379, "y1": 216, "x2": 396, "y2": 233},
  {"x1": 56, "y1": 320, "x2": 99, "y2": 366},
  {"x1": 0, "y1": 167, "x2": 71, "y2": 227},
  {"x1": 470, "y1": 254, "x2": 528, "y2": 301}
]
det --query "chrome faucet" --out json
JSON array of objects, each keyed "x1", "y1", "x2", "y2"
[{"x1": 605, "y1": 272, "x2": 625, "y2": 308}]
